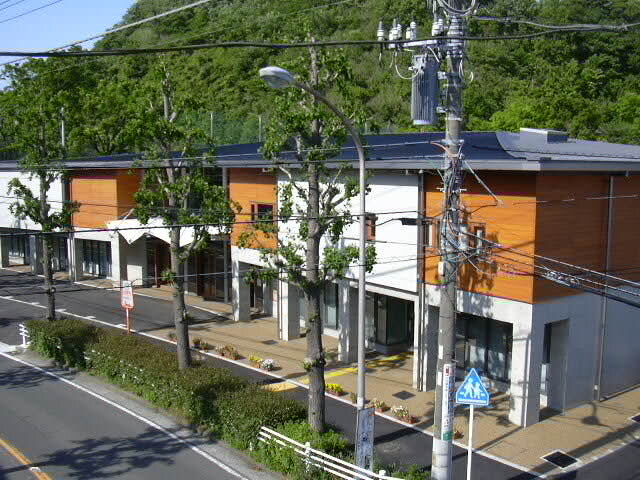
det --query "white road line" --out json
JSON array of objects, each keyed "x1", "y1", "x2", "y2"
[{"x1": 0, "y1": 351, "x2": 248, "y2": 480}]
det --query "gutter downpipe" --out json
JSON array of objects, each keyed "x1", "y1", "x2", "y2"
[{"x1": 595, "y1": 174, "x2": 614, "y2": 401}]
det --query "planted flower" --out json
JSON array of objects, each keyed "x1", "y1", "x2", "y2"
[
  {"x1": 325, "y1": 383, "x2": 346, "y2": 396},
  {"x1": 261, "y1": 358, "x2": 276, "y2": 371}
]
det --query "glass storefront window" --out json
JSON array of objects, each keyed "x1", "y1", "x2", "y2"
[
  {"x1": 456, "y1": 313, "x2": 512, "y2": 382},
  {"x1": 324, "y1": 283, "x2": 339, "y2": 330},
  {"x1": 82, "y1": 240, "x2": 111, "y2": 277},
  {"x1": 374, "y1": 294, "x2": 413, "y2": 347}
]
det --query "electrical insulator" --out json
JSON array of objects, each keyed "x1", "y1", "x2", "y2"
[
  {"x1": 411, "y1": 54, "x2": 440, "y2": 126},
  {"x1": 377, "y1": 20, "x2": 386, "y2": 42},
  {"x1": 407, "y1": 21, "x2": 418, "y2": 41}
]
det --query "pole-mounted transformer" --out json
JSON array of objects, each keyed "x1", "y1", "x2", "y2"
[{"x1": 411, "y1": 53, "x2": 440, "y2": 125}]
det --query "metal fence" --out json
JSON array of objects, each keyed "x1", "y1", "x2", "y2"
[{"x1": 258, "y1": 426, "x2": 401, "y2": 480}]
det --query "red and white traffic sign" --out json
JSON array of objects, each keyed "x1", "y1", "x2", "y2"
[{"x1": 121, "y1": 280, "x2": 134, "y2": 309}]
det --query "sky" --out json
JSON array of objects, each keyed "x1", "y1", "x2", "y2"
[{"x1": 0, "y1": 0, "x2": 135, "y2": 67}]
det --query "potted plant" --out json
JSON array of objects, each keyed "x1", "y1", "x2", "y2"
[
  {"x1": 166, "y1": 332, "x2": 176, "y2": 342},
  {"x1": 325, "y1": 383, "x2": 346, "y2": 396},
  {"x1": 391, "y1": 405, "x2": 416, "y2": 424},
  {"x1": 192, "y1": 337, "x2": 202, "y2": 349},
  {"x1": 249, "y1": 355, "x2": 263, "y2": 368},
  {"x1": 261, "y1": 358, "x2": 276, "y2": 371},
  {"x1": 372, "y1": 398, "x2": 389, "y2": 413},
  {"x1": 220, "y1": 345, "x2": 241, "y2": 360},
  {"x1": 201, "y1": 342, "x2": 211, "y2": 352}
]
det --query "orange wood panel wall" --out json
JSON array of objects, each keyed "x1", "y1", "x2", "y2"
[
  {"x1": 533, "y1": 174, "x2": 610, "y2": 301},
  {"x1": 71, "y1": 172, "x2": 118, "y2": 228},
  {"x1": 116, "y1": 170, "x2": 142, "y2": 218},
  {"x1": 229, "y1": 168, "x2": 277, "y2": 249},
  {"x1": 71, "y1": 169, "x2": 141, "y2": 229},
  {"x1": 424, "y1": 172, "x2": 537, "y2": 303},
  {"x1": 609, "y1": 174, "x2": 640, "y2": 283}
]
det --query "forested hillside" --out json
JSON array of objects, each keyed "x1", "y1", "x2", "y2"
[{"x1": 4, "y1": 0, "x2": 640, "y2": 151}]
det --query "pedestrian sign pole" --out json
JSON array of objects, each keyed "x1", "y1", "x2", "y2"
[
  {"x1": 120, "y1": 280, "x2": 134, "y2": 334},
  {"x1": 455, "y1": 368, "x2": 490, "y2": 480}
]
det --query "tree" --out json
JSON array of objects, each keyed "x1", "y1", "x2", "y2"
[
  {"x1": 241, "y1": 46, "x2": 375, "y2": 432},
  {"x1": 1, "y1": 58, "x2": 84, "y2": 321},
  {"x1": 133, "y1": 62, "x2": 237, "y2": 369}
]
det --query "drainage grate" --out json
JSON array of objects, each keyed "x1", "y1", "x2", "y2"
[
  {"x1": 392, "y1": 390, "x2": 415, "y2": 400},
  {"x1": 542, "y1": 451, "x2": 578, "y2": 469},
  {"x1": 631, "y1": 414, "x2": 640, "y2": 423}
]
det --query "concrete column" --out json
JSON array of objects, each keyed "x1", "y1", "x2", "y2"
[
  {"x1": 279, "y1": 280, "x2": 300, "y2": 340},
  {"x1": 337, "y1": 280, "x2": 357, "y2": 363},
  {"x1": 110, "y1": 235, "x2": 126, "y2": 285},
  {"x1": 547, "y1": 319, "x2": 569, "y2": 411},
  {"x1": 509, "y1": 316, "x2": 544, "y2": 427},
  {"x1": 413, "y1": 302, "x2": 439, "y2": 391},
  {"x1": 262, "y1": 279, "x2": 274, "y2": 316},
  {"x1": 29, "y1": 234, "x2": 43, "y2": 275},
  {"x1": 71, "y1": 238, "x2": 84, "y2": 281},
  {"x1": 0, "y1": 233, "x2": 10, "y2": 267},
  {"x1": 232, "y1": 256, "x2": 250, "y2": 322},
  {"x1": 126, "y1": 239, "x2": 147, "y2": 287}
]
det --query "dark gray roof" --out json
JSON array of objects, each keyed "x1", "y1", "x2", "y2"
[{"x1": 2, "y1": 129, "x2": 640, "y2": 172}]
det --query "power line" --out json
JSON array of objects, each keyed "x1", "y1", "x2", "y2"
[
  {"x1": 0, "y1": 0, "x2": 357, "y2": 78},
  {"x1": 0, "y1": 0, "x2": 29, "y2": 14},
  {"x1": 474, "y1": 15, "x2": 640, "y2": 32},
  {"x1": 0, "y1": 0, "x2": 215, "y2": 67},
  {"x1": 3, "y1": 25, "x2": 640, "y2": 59},
  {"x1": 0, "y1": 0, "x2": 63, "y2": 26}
]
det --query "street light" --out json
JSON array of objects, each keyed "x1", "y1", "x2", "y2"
[{"x1": 259, "y1": 66, "x2": 370, "y2": 466}]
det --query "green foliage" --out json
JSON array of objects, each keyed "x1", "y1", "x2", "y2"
[
  {"x1": 253, "y1": 421, "x2": 351, "y2": 479},
  {"x1": 26, "y1": 318, "x2": 99, "y2": 368},
  {"x1": 217, "y1": 385, "x2": 307, "y2": 449}
]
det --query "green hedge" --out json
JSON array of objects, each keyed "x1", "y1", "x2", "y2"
[
  {"x1": 26, "y1": 318, "x2": 301, "y2": 434},
  {"x1": 27, "y1": 318, "x2": 99, "y2": 368},
  {"x1": 217, "y1": 386, "x2": 307, "y2": 449}
]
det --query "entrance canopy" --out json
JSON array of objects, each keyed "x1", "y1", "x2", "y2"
[{"x1": 106, "y1": 218, "x2": 226, "y2": 247}]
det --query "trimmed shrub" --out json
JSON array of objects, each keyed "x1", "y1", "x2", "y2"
[
  {"x1": 254, "y1": 421, "x2": 351, "y2": 480},
  {"x1": 86, "y1": 330, "x2": 247, "y2": 424},
  {"x1": 27, "y1": 318, "x2": 99, "y2": 368},
  {"x1": 217, "y1": 386, "x2": 307, "y2": 449}
]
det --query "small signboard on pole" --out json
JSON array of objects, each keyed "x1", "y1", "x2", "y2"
[
  {"x1": 120, "y1": 280, "x2": 134, "y2": 334},
  {"x1": 456, "y1": 368, "x2": 490, "y2": 480},
  {"x1": 355, "y1": 406, "x2": 375, "y2": 470}
]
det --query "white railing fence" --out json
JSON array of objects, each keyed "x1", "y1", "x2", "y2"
[
  {"x1": 257, "y1": 426, "x2": 401, "y2": 480},
  {"x1": 18, "y1": 323, "x2": 30, "y2": 347}
]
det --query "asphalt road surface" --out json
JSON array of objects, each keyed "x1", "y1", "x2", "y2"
[{"x1": 0, "y1": 354, "x2": 247, "y2": 480}]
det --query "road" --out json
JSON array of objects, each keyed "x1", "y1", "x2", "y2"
[
  {"x1": 0, "y1": 268, "x2": 638, "y2": 480},
  {"x1": 0, "y1": 353, "x2": 250, "y2": 480}
]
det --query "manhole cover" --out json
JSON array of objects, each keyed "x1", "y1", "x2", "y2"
[
  {"x1": 261, "y1": 340, "x2": 278, "y2": 345},
  {"x1": 392, "y1": 390, "x2": 415, "y2": 400},
  {"x1": 631, "y1": 414, "x2": 640, "y2": 423},
  {"x1": 542, "y1": 451, "x2": 578, "y2": 469}
]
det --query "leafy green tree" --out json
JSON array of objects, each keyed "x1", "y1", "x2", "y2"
[
  {"x1": 0, "y1": 58, "x2": 83, "y2": 320},
  {"x1": 241, "y1": 47, "x2": 375, "y2": 432},
  {"x1": 133, "y1": 62, "x2": 237, "y2": 369}
]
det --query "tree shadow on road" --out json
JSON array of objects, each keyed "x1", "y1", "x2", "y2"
[{"x1": 2, "y1": 426, "x2": 211, "y2": 480}]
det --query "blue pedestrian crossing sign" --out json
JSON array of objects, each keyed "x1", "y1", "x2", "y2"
[{"x1": 456, "y1": 368, "x2": 490, "y2": 406}]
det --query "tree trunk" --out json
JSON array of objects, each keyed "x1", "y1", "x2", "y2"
[
  {"x1": 306, "y1": 161, "x2": 326, "y2": 432},
  {"x1": 170, "y1": 226, "x2": 191, "y2": 369},
  {"x1": 40, "y1": 177, "x2": 55, "y2": 321}
]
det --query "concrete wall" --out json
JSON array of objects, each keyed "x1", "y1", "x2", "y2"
[{"x1": 0, "y1": 172, "x2": 64, "y2": 230}]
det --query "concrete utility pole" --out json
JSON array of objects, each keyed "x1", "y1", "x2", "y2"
[{"x1": 431, "y1": 6, "x2": 467, "y2": 480}]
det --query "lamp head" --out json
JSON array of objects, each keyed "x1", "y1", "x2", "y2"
[{"x1": 259, "y1": 66, "x2": 295, "y2": 89}]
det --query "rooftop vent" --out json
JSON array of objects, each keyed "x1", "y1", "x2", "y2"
[
  {"x1": 520, "y1": 128, "x2": 569, "y2": 143},
  {"x1": 542, "y1": 451, "x2": 578, "y2": 469}
]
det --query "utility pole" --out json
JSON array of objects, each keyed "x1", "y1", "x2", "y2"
[
  {"x1": 432, "y1": 6, "x2": 467, "y2": 480},
  {"x1": 377, "y1": 2, "x2": 473, "y2": 477}
]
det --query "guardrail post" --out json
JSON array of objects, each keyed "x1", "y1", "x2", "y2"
[
  {"x1": 379, "y1": 470, "x2": 387, "y2": 478},
  {"x1": 304, "y1": 441, "x2": 311, "y2": 472},
  {"x1": 19, "y1": 323, "x2": 29, "y2": 347}
]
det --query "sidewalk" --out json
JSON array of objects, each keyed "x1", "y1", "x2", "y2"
[{"x1": 144, "y1": 311, "x2": 639, "y2": 478}]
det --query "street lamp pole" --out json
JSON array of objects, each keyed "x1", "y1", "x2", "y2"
[{"x1": 259, "y1": 66, "x2": 370, "y2": 466}]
